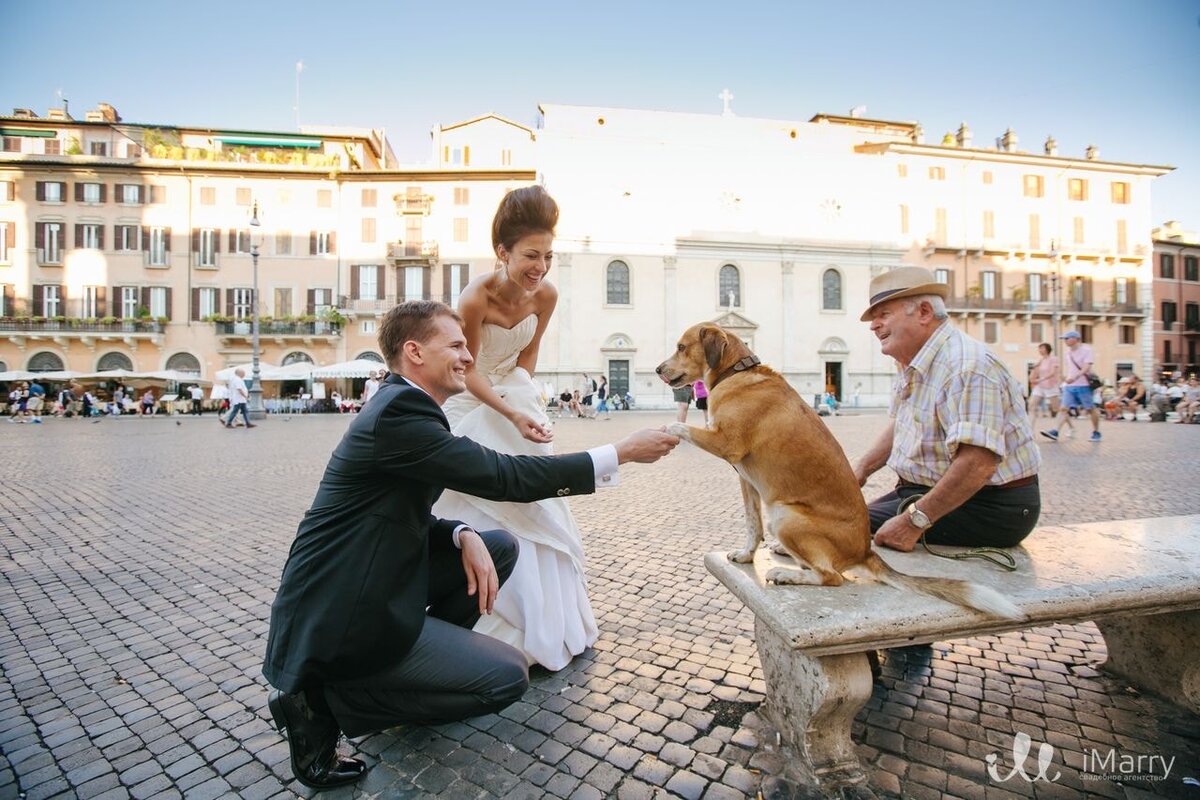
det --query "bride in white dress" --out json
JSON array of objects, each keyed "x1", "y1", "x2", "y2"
[{"x1": 432, "y1": 186, "x2": 598, "y2": 671}]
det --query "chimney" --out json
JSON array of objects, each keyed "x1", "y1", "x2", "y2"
[
  {"x1": 12, "y1": 108, "x2": 37, "y2": 118},
  {"x1": 1085, "y1": 144, "x2": 1099, "y2": 160},
  {"x1": 1044, "y1": 135, "x2": 1058, "y2": 156},
  {"x1": 1001, "y1": 128, "x2": 1018, "y2": 152},
  {"x1": 46, "y1": 107, "x2": 72, "y2": 121},
  {"x1": 956, "y1": 122, "x2": 972, "y2": 148},
  {"x1": 912, "y1": 123, "x2": 925, "y2": 144}
]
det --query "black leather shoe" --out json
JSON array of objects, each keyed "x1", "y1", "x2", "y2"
[{"x1": 268, "y1": 689, "x2": 367, "y2": 790}]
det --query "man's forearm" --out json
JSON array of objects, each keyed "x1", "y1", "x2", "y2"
[
  {"x1": 909, "y1": 444, "x2": 998, "y2": 524},
  {"x1": 855, "y1": 421, "x2": 894, "y2": 483}
]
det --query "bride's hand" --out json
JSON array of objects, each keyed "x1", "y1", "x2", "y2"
[{"x1": 510, "y1": 412, "x2": 553, "y2": 443}]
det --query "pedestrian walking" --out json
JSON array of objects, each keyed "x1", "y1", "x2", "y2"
[
  {"x1": 223, "y1": 368, "x2": 255, "y2": 428},
  {"x1": 1041, "y1": 331, "x2": 1101, "y2": 442},
  {"x1": 189, "y1": 384, "x2": 205, "y2": 415},
  {"x1": 1027, "y1": 342, "x2": 1060, "y2": 431},
  {"x1": 596, "y1": 375, "x2": 611, "y2": 419}
]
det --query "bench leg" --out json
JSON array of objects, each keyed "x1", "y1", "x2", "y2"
[
  {"x1": 1096, "y1": 610, "x2": 1200, "y2": 714},
  {"x1": 754, "y1": 618, "x2": 877, "y2": 797}
]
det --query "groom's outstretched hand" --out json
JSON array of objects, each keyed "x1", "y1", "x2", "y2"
[
  {"x1": 459, "y1": 529, "x2": 500, "y2": 615},
  {"x1": 615, "y1": 428, "x2": 681, "y2": 464}
]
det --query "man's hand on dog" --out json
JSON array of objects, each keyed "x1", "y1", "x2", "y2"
[
  {"x1": 615, "y1": 428, "x2": 681, "y2": 464},
  {"x1": 873, "y1": 515, "x2": 924, "y2": 552}
]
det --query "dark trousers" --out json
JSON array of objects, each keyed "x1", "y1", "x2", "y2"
[
  {"x1": 225, "y1": 402, "x2": 249, "y2": 426},
  {"x1": 324, "y1": 529, "x2": 527, "y2": 738},
  {"x1": 191, "y1": 399, "x2": 202, "y2": 415},
  {"x1": 867, "y1": 480, "x2": 1040, "y2": 547}
]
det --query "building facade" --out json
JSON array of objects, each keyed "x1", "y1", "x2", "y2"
[
  {"x1": 0, "y1": 100, "x2": 1176, "y2": 407},
  {"x1": 1152, "y1": 221, "x2": 1200, "y2": 377}
]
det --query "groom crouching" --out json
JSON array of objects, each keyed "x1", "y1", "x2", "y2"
[{"x1": 263, "y1": 300, "x2": 679, "y2": 790}]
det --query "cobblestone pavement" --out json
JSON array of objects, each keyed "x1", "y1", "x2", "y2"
[{"x1": 1, "y1": 410, "x2": 1198, "y2": 800}]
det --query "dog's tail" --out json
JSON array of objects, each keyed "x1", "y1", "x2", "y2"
[{"x1": 864, "y1": 552, "x2": 1023, "y2": 620}]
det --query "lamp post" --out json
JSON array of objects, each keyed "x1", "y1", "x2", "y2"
[
  {"x1": 1048, "y1": 240, "x2": 1061, "y2": 344},
  {"x1": 247, "y1": 202, "x2": 264, "y2": 420}
]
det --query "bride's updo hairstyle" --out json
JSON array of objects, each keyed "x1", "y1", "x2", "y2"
[{"x1": 492, "y1": 185, "x2": 558, "y2": 255}]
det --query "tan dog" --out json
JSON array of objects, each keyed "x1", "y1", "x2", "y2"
[{"x1": 656, "y1": 323, "x2": 1020, "y2": 619}]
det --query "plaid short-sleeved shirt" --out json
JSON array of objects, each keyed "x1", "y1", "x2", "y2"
[{"x1": 888, "y1": 322, "x2": 1041, "y2": 487}]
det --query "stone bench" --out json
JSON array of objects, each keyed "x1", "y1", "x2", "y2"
[{"x1": 704, "y1": 515, "x2": 1200, "y2": 799}]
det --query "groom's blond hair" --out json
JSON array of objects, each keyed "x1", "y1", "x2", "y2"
[{"x1": 378, "y1": 301, "x2": 463, "y2": 372}]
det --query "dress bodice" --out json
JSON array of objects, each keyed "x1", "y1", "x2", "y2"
[{"x1": 475, "y1": 314, "x2": 537, "y2": 380}]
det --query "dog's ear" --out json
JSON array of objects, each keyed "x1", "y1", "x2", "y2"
[{"x1": 700, "y1": 326, "x2": 727, "y2": 371}]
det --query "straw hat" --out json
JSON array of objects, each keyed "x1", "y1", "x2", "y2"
[{"x1": 860, "y1": 266, "x2": 949, "y2": 321}]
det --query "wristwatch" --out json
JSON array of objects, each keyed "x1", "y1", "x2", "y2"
[{"x1": 908, "y1": 503, "x2": 932, "y2": 530}]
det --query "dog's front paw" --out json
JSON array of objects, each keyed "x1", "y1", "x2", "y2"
[
  {"x1": 728, "y1": 548, "x2": 756, "y2": 564},
  {"x1": 765, "y1": 567, "x2": 807, "y2": 585},
  {"x1": 769, "y1": 541, "x2": 792, "y2": 558},
  {"x1": 665, "y1": 422, "x2": 691, "y2": 440}
]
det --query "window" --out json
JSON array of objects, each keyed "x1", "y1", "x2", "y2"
[
  {"x1": 89, "y1": 141, "x2": 108, "y2": 156},
  {"x1": 199, "y1": 228, "x2": 218, "y2": 267},
  {"x1": 1068, "y1": 178, "x2": 1088, "y2": 201},
  {"x1": 934, "y1": 208, "x2": 947, "y2": 244},
  {"x1": 453, "y1": 218, "x2": 468, "y2": 242},
  {"x1": 125, "y1": 143, "x2": 141, "y2": 158},
  {"x1": 1116, "y1": 220, "x2": 1127, "y2": 253},
  {"x1": 1161, "y1": 254, "x2": 1175, "y2": 278},
  {"x1": 1029, "y1": 214, "x2": 1041, "y2": 250},
  {"x1": 1187, "y1": 303, "x2": 1200, "y2": 332},
  {"x1": 232, "y1": 288, "x2": 253, "y2": 320},
  {"x1": 198, "y1": 287, "x2": 218, "y2": 319},
  {"x1": 454, "y1": 187, "x2": 469, "y2": 205},
  {"x1": 78, "y1": 223, "x2": 102, "y2": 250},
  {"x1": 1156, "y1": 302, "x2": 1176, "y2": 331},
  {"x1": 200, "y1": 186, "x2": 216, "y2": 205},
  {"x1": 1078, "y1": 325, "x2": 1093, "y2": 344},
  {"x1": 317, "y1": 189, "x2": 332, "y2": 208},
  {"x1": 899, "y1": 204, "x2": 909, "y2": 235},
  {"x1": 360, "y1": 320, "x2": 377, "y2": 334},
  {"x1": 274, "y1": 288, "x2": 292, "y2": 317},
  {"x1": 27, "y1": 351, "x2": 64, "y2": 371},
  {"x1": 149, "y1": 185, "x2": 165, "y2": 204},
  {"x1": 897, "y1": 164, "x2": 907, "y2": 178},
  {"x1": 310, "y1": 288, "x2": 333, "y2": 316},
  {"x1": 312, "y1": 231, "x2": 333, "y2": 255},
  {"x1": 44, "y1": 139, "x2": 61, "y2": 155},
  {"x1": 1120, "y1": 324, "x2": 1136, "y2": 345},
  {"x1": 1111, "y1": 182, "x2": 1130, "y2": 204},
  {"x1": 0, "y1": 222, "x2": 12, "y2": 262},
  {"x1": 982, "y1": 171, "x2": 993, "y2": 185},
  {"x1": 1027, "y1": 273, "x2": 1044, "y2": 303},
  {"x1": 236, "y1": 187, "x2": 251, "y2": 206},
  {"x1": 165, "y1": 352, "x2": 200, "y2": 374},
  {"x1": 1185, "y1": 256, "x2": 1199, "y2": 282},
  {"x1": 148, "y1": 226, "x2": 169, "y2": 266},
  {"x1": 357, "y1": 265, "x2": 378, "y2": 300},
  {"x1": 39, "y1": 181, "x2": 65, "y2": 202},
  {"x1": 233, "y1": 229, "x2": 252, "y2": 254},
  {"x1": 928, "y1": 166, "x2": 945, "y2": 180},
  {"x1": 606, "y1": 260, "x2": 631, "y2": 305},
  {"x1": 2, "y1": 137, "x2": 20, "y2": 152},
  {"x1": 1023, "y1": 175, "x2": 1043, "y2": 198},
  {"x1": 1114, "y1": 277, "x2": 1129, "y2": 305},
  {"x1": 361, "y1": 218, "x2": 376, "y2": 243},
  {"x1": 403, "y1": 266, "x2": 427, "y2": 301},
  {"x1": 718, "y1": 264, "x2": 741, "y2": 307},
  {"x1": 1, "y1": 181, "x2": 12, "y2": 202},
  {"x1": 934, "y1": 268, "x2": 951, "y2": 288},
  {"x1": 43, "y1": 285, "x2": 62, "y2": 317},
  {"x1": 1073, "y1": 217, "x2": 1085, "y2": 245},
  {"x1": 81, "y1": 183, "x2": 103, "y2": 203},
  {"x1": 1030, "y1": 322, "x2": 1044, "y2": 343},
  {"x1": 275, "y1": 231, "x2": 292, "y2": 256},
  {"x1": 79, "y1": 286, "x2": 100, "y2": 318},
  {"x1": 983, "y1": 321, "x2": 999, "y2": 344},
  {"x1": 37, "y1": 222, "x2": 64, "y2": 263},
  {"x1": 361, "y1": 188, "x2": 377, "y2": 207},
  {"x1": 822, "y1": 268, "x2": 842, "y2": 310},
  {"x1": 981, "y1": 271, "x2": 998, "y2": 300},
  {"x1": 148, "y1": 287, "x2": 168, "y2": 318},
  {"x1": 120, "y1": 287, "x2": 138, "y2": 318},
  {"x1": 445, "y1": 263, "x2": 468, "y2": 307},
  {"x1": 982, "y1": 210, "x2": 994, "y2": 239},
  {"x1": 118, "y1": 184, "x2": 142, "y2": 204}
]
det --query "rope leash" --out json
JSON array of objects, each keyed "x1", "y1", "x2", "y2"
[{"x1": 896, "y1": 494, "x2": 1019, "y2": 571}]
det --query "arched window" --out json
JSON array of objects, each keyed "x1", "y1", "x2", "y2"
[
  {"x1": 28, "y1": 351, "x2": 65, "y2": 372},
  {"x1": 96, "y1": 352, "x2": 133, "y2": 371},
  {"x1": 282, "y1": 352, "x2": 314, "y2": 365},
  {"x1": 718, "y1": 265, "x2": 741, "y2": 308},
  {"x1": 0, "y1": 361, "x2": 7, "y2": 373},
  {"x1": 355, "y1": 351, "x2": 384, "y2": 363},
  {"x1": 165, "y1": 352, "x2": 201, "y2": 374},
  {"x1": 822, "y1": 269, "x2": 843, "y2": 310},
  {"x1": 606, "y1": 260, "x2": 630, "y2": 305}
]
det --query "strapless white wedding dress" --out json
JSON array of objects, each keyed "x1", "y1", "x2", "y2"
[{"x1": 433, "y1": 314, "x2": 598, "y2": 670}]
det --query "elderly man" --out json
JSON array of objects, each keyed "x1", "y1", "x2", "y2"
[
  {"x1": 1041, "y1": 330, "x2": 1101, "y2": 442},
  {"x1": 853, "y1": 267, "x2": 1041, "y2": 552}
]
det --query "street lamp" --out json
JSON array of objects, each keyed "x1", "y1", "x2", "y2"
[
  {"x1": 1048, "y1": 239, "x2": 1061, "y2": 344},
  {"x1": 247, "y1": 202, "x2": 264, "y2": 420}
]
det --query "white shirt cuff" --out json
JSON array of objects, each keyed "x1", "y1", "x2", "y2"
[
  {"x1": 588, "y1": 444, "x2": 620, "y2": 488},
  {"x1": 452, "y1": 525, "x2": 472, "y2": 549}
]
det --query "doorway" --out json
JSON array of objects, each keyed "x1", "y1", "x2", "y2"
[
  {"x1": 608, "y1": 359, "x2": 630, "y2": 400},
  {"x1": 824, "y1": 361, "x2": 843, "y2": 400}
]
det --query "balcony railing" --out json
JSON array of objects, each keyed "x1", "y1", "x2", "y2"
[
  {"x1": 214, "y1": 320, "x2": 341, "y2": 337},
  {"x1": 387, "y1": 241, "x2": 439, "y2": 261},
  {"x1": 0, "y1": 317, "x2": 164, "y2": 334},
  {"x1": 945, "y1": 298, "x2": 1145, "y2": 316},
  {"x1": 393, "y1": 194, "x2": 433, "y2": 215},
  {"x1": 337, "y1": 294, "x2": 460, "y2": 315}
]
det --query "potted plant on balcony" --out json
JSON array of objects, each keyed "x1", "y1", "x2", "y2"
[{"x1": 317, "y1": 307, "x2": 347, "y2": 333}]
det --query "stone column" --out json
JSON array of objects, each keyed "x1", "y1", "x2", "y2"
[{"x1": 1096, "y1": 611, "x2": 1200, "y2": 715}]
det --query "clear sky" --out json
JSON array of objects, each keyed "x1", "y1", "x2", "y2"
[{"x1": 5, "y1": 0, "x2": 1198, "y2": 228}]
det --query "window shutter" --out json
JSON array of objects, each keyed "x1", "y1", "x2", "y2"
[
  {"x1": 135, "y1": 225, "x2": 143, "y2": 251},
  {"x1": 5, "y1": 222, "x2": 13, "y2": 250},
  {"x1": 75, "y1": 224, "x2": 84, "y2": 248},
  {"x1": 226, "y1": 289, "x2": 234, "y2": 317},
  {"x1": 112, "y1": 287, "x2": 122, "y2": 318},
  {"x1": 113, "y1": 183, "x2": 122, "y2": 201},
  {"x1": 376, "y1": 266, "x2": 385, "y2": 300},
  {"x1": 99, "y1": 184, "x2": 107, "y2": 203},
  {"x1": 351, "y1": 265, "x2": 360, "y2": 299},
  {"x1": 192, "y1": 228, "x2": 200, "y2": 254},
  {"x1": 35, "y1": 223, "x2": 45, "y2": 250},
  {"x1": 459, "y1": 266, "x2": 469, "y2": 293},
  {"x1": 164, "y1": 227, "x2": 171, "y2": 251},
  {"x1": 36, "y1": 182, "x2": 45, "y2": 202},
  {"x1": 33, "y1": 284, "x2": 45, "y2": 316},
  {"x1": 191, "y1": 288, "x2": 200, "y2": 321},
  {"x1": 1126, "y1": 279, "x2": 1137, "y2": 303},
  {"x1": 443, "y1": 265, "x2": 451, "y2": 300},
  {"x1": 164, "y1": 288, "x2": 173, "y2": 320},
  {"x1": 75, "y1": 183, "x2": 84, "y2": 202},
  {"x1": 141, "y1": 287, "x2": 151, "y2": 313},
  {"x1": 97, "y1": 226, "x2": 104, "y2": 251},
  {"x1": 5, "y1": 285, "x2": 15, "y2": 314},
  {"x1": 422, "y1": 267, "x2": 431, "y2": 300},
  {"x1": 58, "y1": 284, "x2": 67, "y2": 309},
  {"x1": 306, "y1": 289, "x2": 315, "y2": 315},
  {"x1": 328, "y1": 232, "x2": 336, "y2": 254},
  {"x1": 310, "y1": 231, "x2": 317, "y2": 255},
  {"x1": 228, "y1": 230, "x2": 236, "y2": 252},
  {"x1": 96, "y1": 286, "x2": 106, "y2": 317},
  {"x1": 140, "y1": 185, "x2": 148, "y2": 204},
  {"x1": 5, "y1": 182, "x2": 13, "y2": 201},
  {"x1": 213, "y1": 229, "x2": 221, "y2": 253}
]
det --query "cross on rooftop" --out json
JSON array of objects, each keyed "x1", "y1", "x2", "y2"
[{"x1": 719, "y1": 88, "x2": 734, "y2": 116}]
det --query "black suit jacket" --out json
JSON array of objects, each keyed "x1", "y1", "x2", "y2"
[{"x1": 263, "y1": 374, "x2": 595, "y2": 692}]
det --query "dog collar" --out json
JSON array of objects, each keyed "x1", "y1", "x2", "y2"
[{"x1": 711, "y1": 355, "x2": 761, "y2": 388}]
